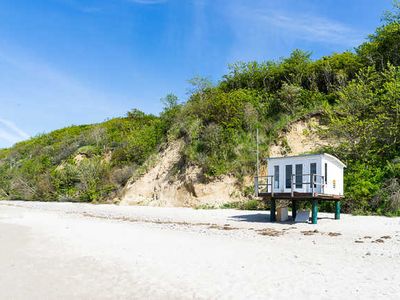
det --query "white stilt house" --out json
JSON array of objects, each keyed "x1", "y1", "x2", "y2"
[
  {"x1": 265, "y1": 153, "x2": 345, "y2": 197},
  {"x1": 255, "y1": 153, "x2": 346, "y2": 224}
]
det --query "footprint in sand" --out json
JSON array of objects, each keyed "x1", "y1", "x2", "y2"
[
  {"x1": 372, "y1": 239, "x2": 385, "y2": 243},
  {"x1": 328, "y1": 232, "x2": 342, "y2": 237},
  {"x1": 301, "y1": 230, "x2": 319, "y2": 236}
]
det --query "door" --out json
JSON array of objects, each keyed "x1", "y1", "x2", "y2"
[
  {"x1": 309, "y1": 161, "x2": 320, "y2": 193},
  {"x1": 273, "y1": 165, "x2": 280, "y2": 192},
  {"x1": 295, "y1": 164, "x2": 305, "y2": 192},
  {"x1": 285, "y1": 164, "x2": 292, "y2": 192}
]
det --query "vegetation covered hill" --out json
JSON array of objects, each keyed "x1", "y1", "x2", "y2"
[
  {"x1": 0, "y1": 4, "x2": 399, "y2": 215},
  {"x1": 0, "y1": 112, "x2": 164, "y2": 202}
]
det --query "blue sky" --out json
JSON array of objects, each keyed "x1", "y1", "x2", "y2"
[{"x1": 0, "y1": 0, "x2": 393, "y2": 148}]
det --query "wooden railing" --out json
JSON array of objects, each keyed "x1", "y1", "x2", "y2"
[
  {"x1": 291, "y1": 174, "x2": 325, "y2": 197},
  {"x1": 255, "y1": 174, "x2": 325, "y2": 197},
  {"x1": 254, "y1": 176, "x2": 274, "y2": 197}
]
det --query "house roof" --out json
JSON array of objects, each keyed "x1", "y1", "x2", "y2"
[{"x1": 266, "y1": 153, "x2": 346, "y2": 168}]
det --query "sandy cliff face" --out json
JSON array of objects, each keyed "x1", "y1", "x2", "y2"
[
  {"x1": 119, "y1": 140, "x2": 242, "y2": 207},
  {"x1": 269, "y1": 116, "x2": 335, "y2": 157}
]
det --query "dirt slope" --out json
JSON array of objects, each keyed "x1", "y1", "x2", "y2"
[
  {"x1": 119, "y1": 140, "x2": 242, "y2": 207},
  {"x1": 269, "y1": 116, "x2": 335, "y2": 157}
]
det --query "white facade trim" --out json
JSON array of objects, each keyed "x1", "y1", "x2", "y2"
[{"x1": 266, "y1": 153, "x2": 345, "y2": 196}]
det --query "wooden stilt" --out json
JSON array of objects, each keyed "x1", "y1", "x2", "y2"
[
  {"x1": 291, "y1": 200, "x2": 297, "y2": 221},
  {"x1": 311, "y1": 199, "x2": 318, "y2": 224},
  {"x1": 335, "y1": 201, "x2": 341, "y2": 220},
  {"x1": 270, "y1": 199, "x2": 276, "y2": 222}
]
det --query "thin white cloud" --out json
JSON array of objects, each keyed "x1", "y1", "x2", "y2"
[
  {"x1": 0, "y1": 118, "x2": 30, "y2": 146},
  {"x1": 0, "y1": 44, "x2": 117, "y2": 113},
  {"x1": 57, "y1": 0, "x2": 167, "y2": 13},
  {"x1": 55, "y1": 0, "x2": 108, "y2": 13},
  {"x1": 221, "y1": 2, "x2": 366, "y2": 62},
  {"x1": 229, "y1": 4, "x2": 364, "y2": 47},
  {"x1": 0, "y1": 42, "x2": 132, "y2": 149},
  {"x1": 256, "y1": 10, "x2": 363, "y2": 46},
  {"x1": 126, "y1": 0, "x2": 167, "y2": 4}
]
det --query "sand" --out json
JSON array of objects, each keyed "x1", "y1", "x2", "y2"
[
  {"x1": 119, "y1": 140, "x2": 242, "y2": 207},
  {"x1": 0, "y1": 201, "x2": 399, "y2": 299}
]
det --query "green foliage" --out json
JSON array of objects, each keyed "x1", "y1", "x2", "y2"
[
  {"x1": 328, "y1": 66, "x2": 400, "y2": 164},
  {"x1": 187, "y1": 76, "x2": 213, "y2": 94},
  {"x1": 240, "y1": 199, "x2": 261, "y2": 211},
  {"x1": 159, "y1": 94, "x2": 182, "y2": 137},
  {"x1": 324, "y1": 63, "x2": 400, "y2": 215},
  {"x1": 342, "y1": 163, "x2": 385, "y2": 213},
  {"x1": 0, "y1": 114, "x2": 164, "y2": 202},
  {"x1": 220, "y1": 50, "x2": 361, "y2": 96},
  {"x1": 311, "y1": 52, "x2": 363, "y2": 93},
  {"x1": 220, "y1": 200, "x2": 267, "y2": 210},
  {"x1": 383, "y1": 0, "x2": 400, "y2": 24},
  {"x1": 357, "y1": 3, "x2": 400, "y2": 69},
  {"x1": 127, "y1": 108, "x2": 146, "y2": 120}
]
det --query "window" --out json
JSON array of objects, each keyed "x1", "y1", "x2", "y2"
[
  {"x1": 325, "y1": 163, "x2": 328, "y2": 184},
  {"x1": 295, "y1": 164, "x2": 303, "y2": 188},
  {"x1": 310, "y1": 163, "x2": 317, "y2": 187},
  {"x1": 274, "y1": 166, "x2": 279, "y2": 189},
  {"x1": 285, "y1": 165, "x2": 292, "y2": 189}
]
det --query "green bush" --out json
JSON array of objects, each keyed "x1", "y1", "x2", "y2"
[{"x1": 240, "y1": 199, "x2": 260, "y2": 210}]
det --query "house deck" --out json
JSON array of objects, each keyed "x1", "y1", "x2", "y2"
[
  {"x1": 255, "y1": 176, "x2": 343, "y2": 224},
  {"x1": 258, "y1": 192, "x2": 344, "y2": 200}
]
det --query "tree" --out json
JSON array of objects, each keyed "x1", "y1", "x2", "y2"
[
  {"x1": 357, "y1": 1, "x2": 400, "y2": 69},
  {"x1": 329, "y1": 65, "x2": 400, "y2": 164},
  {"x1": 161, "y1": 93, "x2": 179, "y2": 110},
  {"x1": 382, "y1": 0, "x2": 400, "y2": 24},
  {"x1": 280, "y1": 49, "x2": 312, "y2": 86},
  {"x1": 277, "y1": 83, "x2": 303, "y2": 114},
  {"x1": 127, "y1": 108, "x2": 146, "y2": 120},
  {"x1": 187, "y1": 76, "x2": 213, "y2": 96},
  {"x1": 311, "y1": 52, "x2": 362, "y2": 93}
]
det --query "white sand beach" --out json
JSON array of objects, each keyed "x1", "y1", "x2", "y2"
[{"x1": 0, "y1": 201, "x2": 399, "y2": 299}]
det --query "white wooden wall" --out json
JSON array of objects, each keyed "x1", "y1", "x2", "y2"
[
  {"x1": 321, "y1": 156, "x2": 344, "y2": 195},
  {"x1": 267, "y1": 154, "x2": 344, "y2": 196}
]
